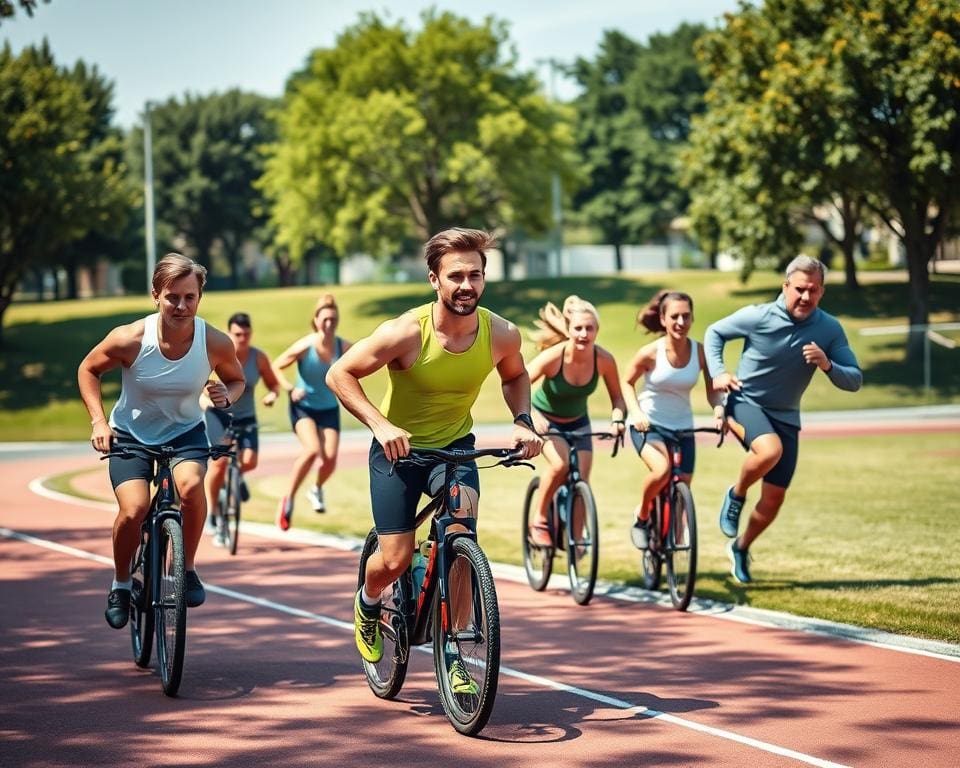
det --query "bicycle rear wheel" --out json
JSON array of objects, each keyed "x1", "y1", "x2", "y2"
[
  {"x1": 567, "y1": 480, "x2": 599, "y2": 606},
  {"x1": 129, "y1": 528, "x2": 153, "y2": 668},
  {"x1": 665, "y1": 482, "x2": 698, "y2": 611},
  {"x1": 155, "y1": 517, "x2": 186, "y2": 697},
  {"x1": 223, "y1": 464, "x2": 241, "y2": 555},
  {"x1": 641, "y1": 498, "x2": 663, "y2": 591},
  {"x1": 358, "y1": 529, "x2": 410, "y2": 700},
  {"x1": 521, "y1": 477, "x2": 553, "y2": 591},
  {"x1": 433, "y1": 536, "x2": 500, "y2": 736}
]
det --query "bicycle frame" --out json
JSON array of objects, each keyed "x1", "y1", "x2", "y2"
[{"x1": 142, "y1": 458, "x2": 183, "y2": 611}]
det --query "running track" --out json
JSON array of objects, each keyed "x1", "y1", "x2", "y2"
[{"x1": 2, "y1": 409, "x2": 959, "y2": 767}]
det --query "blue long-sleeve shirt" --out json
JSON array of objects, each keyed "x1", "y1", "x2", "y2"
[{"x1": 704, "y1": 295, "x2": 862, "y2": 427}]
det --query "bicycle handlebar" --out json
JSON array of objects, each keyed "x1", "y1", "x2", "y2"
[
  {"x1": 539, "y1": 429, "x2": 625, "y2": 457},
  {"x1": 100, "y1": 443, "x2": 234, "y2": 462},
  {"x1": 392, "y1": 446, "x2": 533, "y2": 472},
  {"x1": 635, "y1": 423, "x2": 747, "y2": 450}
]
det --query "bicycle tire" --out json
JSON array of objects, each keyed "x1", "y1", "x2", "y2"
[
  {"x1": 567, "y1": 480, "x2": 599, "y2": 606},
  {"x1": 665, "y1": 482, "x2": 698, "y2": 611},
  {"x1": 521, "y1": 476, "x2": 553, "y2": 591},
  {"x1": 358, "y1": 528, "x2": 410, "y2": 700},
  {"x1": 641, "y1": 497, "x2": 663, "y2": 590},
  {"x1": 223, "y1": 464, "x2": 241, "y2": 556},
  {"x1": 432, "y1": 536, "x2": 500, "y2": 736},
  {"x1": 129, "y1": 529, "x2": 153, "y2": 668},
  {"x1": 155, "y1": 517, "x2": 186, "y2": 697}
]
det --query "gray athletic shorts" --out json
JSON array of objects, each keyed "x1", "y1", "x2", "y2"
[{"x1": 108, "y1": 422, "x2": 209, "y2": 489}]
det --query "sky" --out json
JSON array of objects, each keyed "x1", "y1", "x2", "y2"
[{"x1": 3, "y1": 0, "x2": 734, "y2": 128}]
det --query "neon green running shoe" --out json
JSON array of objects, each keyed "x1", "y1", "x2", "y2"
[
  {"x1": 448, "y1": 657, "x2": 480, "y2": 695},
  {"x1": 354, "y1": 591, "x2": 383, "y2": 663}
]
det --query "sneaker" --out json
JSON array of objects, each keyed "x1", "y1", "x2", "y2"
[
  {"x1": 630, "y1": 517, "x2": 651, "y2": 550},
  {"x1": 276, "y1": 496, "x2": 293, "y2": 531},
  {"x1": 239, "y1": 478, "x2": 250, "y2": 502},
  {"x1": 184, "y1": 570, "x2": 206, "y2": 607},
  {"x1": 212, "y1": 531, "x2": 226, "y2": 548},
  {"x1": 104, "y1": 588, "x2": 130, "y2": 629},
  {"x1": 719, "y1": 486, "x2": 745, "y2": 538},
  {"x1": 448, "y1": 656, "x2": 480, "y2": 695},
  {"x1": 207, "y1": 508, "x2": 219, "y2": 532},
  {"x1": 307, "y1": 485, "x2": 325, "y2": 513},
  {"x1": 727, "y1": 539, "x2": 752, "y2": 584},
  {"x1": 354, "y1": 591, "x2": 383, "y2": 663}
]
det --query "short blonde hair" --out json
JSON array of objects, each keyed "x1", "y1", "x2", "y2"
[
  {"x1": 152, "y1": 253, "x2": 207, "y2": 295},
  {"x1": 530, "y1": 295, "x2": 600, "y2": 351}
]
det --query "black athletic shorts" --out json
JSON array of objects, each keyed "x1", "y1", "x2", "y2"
[
  {"x1": 726, "y1": 396, "x2": 800, "y2": 489},
  {"x1": 204, "y1": 409, "x2": 259, "y2": 452},
  {"x1": 289, "y1": 400, "x2": 340, "y2": 432},
  {"x1": 108, "y1": 422, "x2": 209, "y2": 490},
  {"x1": 534, "y1": 410, "x2": 593, "y2": 453},
  {"x1": 368, "y1": 433, "x2": 480, "y2": 534}
]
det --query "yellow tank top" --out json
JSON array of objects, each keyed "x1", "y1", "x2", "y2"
[{"x1": 380, "y1": 303, "x2": 495, "y2": 448}]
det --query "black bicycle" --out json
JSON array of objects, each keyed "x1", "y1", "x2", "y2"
[
  {"x1": 213, "y1": 421, "x2": 256, "y2": 555},
  {"x1": 521, "y1": 429, "x2": 622, "y2": 605},
  {"x1": 103, "y1": 443, "x2": 230, "y2": 696},
  {"x1": 357, "y1": 445, "x2": 531, "y2": 736},
  {"x1": 634, "y1": 425, "x2": 735, "y2": 611}
]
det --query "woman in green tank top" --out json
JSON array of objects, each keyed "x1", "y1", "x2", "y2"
[{"x1": 526, "y1": 296, "x2": 627, "y2": 546}]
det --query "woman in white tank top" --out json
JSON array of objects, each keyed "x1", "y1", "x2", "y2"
[{"x1": 619, "y1": 291, "x2": 725, "y2": 549}]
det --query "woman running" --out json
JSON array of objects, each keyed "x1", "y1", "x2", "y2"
[
  {"x1": 621, "y1": 290, "x2": 724, "y2": 548},
  {"x1": 526, "y1": 296, "x2": 626, "y2": 546},
  {"x1": 272, "y1": 294, "x2": 352, "y2": 530}
]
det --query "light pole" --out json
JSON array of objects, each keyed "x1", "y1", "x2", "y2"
[
  {"x1": 537, "y1": 57, "x2": 565, "y2": 277},
  {"x1": 143, "y1": 100, "x2": 157, "y2": 292}
]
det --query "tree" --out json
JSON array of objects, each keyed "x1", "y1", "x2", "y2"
[
  {"x1": 260, "y1": 10, "x2": 574, "y2": 270},
  {"x1": 0, "y1": 42, "x2": 127, "y2": 343},
  {"x1": 572, "y1": 24, "x2": 709, "y2": 270},
  {"x1": 0, "y1": 0, "x2": 47, "y2": 25},
  {"x1": 128, "y1": 90, "x2": 277, "y2": 287},
  {"x1": 685, "y1": 0, "x2": 960, "y2": 358}
]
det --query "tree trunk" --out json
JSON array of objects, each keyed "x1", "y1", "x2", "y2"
[
  {"x1": 840, "y1": 233, "x2": 859, "y2": 290},
  {"x1": 66, "y1": 261, "x2": 79, "y2": 300},
  {"x1": 613, "y1": 242, "x2": 623, "y2": 272},
  {"x1": 902, "y1": 229, "x2": 931, "y2": 365},
  {"x1": 0, "y1": 293, "x2": 9, "y2": 347},
  {"x1": 273, "y1": 252, "x2": 295, "y2": 286}
]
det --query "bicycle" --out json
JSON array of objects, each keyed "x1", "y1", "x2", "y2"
[
  {"x1": 212, "y1": 420, "x2": 256, "y2": 555},
  {"x1": 633, "y1": 425, "x2": 739, "y2": 611},
  {"x1": 102, "y1": 442, "x2": 230, "y2": 696},
  {"x1": 356, "y1": 445, "x2": 531, "y2": 736},
  {"x1": 521, "y1": 429, "x2": 623, "y2": 606}
]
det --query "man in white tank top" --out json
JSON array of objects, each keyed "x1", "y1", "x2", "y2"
[{"x1": 78, "y1": 254, "x2": 245, "y2": 630}]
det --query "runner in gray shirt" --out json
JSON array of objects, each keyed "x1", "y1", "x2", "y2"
[{"x1": 705, "y1": 255, "x2": 862, "y2": 583}]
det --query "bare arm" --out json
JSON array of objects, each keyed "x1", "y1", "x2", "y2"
[
  {"x1": 699, "y1": 343, "x2": 725, "y2": 429},
  {"x1": 597, "y1": 347, "x2": 627, "y2": 433},
  {"x1": 620, "y1": 343, "x2": 656, "y2": 431},
  {"x1": 525, "y1": 345, "x2": 562, "y2": 388},
  {"x1": 271, "y1": 334, "x2": 313, "y2": 399},
  {"x1": 77, "y1": 322, "x2": 142, "y2": 452},
  {"x1": 207, "y1": 327, "x2": 246, "y2": 408},
  {"x1": 256, "y1": 349, "x2": 282, "y2": 406},
  {"x1": 325, "y1": 317, "x2": 420, "y2": 461},
  {"x1": 491, "y1": 316, "x2": 542, "y2": 458}
]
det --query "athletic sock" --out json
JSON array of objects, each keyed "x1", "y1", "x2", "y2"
[{"x1": 112, "y1": 579, "x2": 133, "y2": 591}]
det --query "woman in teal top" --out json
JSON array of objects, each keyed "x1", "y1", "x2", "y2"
[
  {"x1": 272, "y1": 294, "x2": 352, "y2": 530},
  {"x1": 526, "y1": 295, "x2": 627, "y2": 546}
]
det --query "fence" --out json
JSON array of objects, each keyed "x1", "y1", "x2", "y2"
[{"x1": 859, "y1": 322, "x2": 960, "y2": 393}]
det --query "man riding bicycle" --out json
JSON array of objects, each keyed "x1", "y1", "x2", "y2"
[
  {"x1": 326, "y1": 228, "x2": 542, "y2": 693},
  {"x1": 78, "y1": 254, "x2": 246, "y2": 628}
]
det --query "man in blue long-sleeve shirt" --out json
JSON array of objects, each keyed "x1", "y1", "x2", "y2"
[{"x1": 704, "y1": 255, "x2": 862, "y2": 583}]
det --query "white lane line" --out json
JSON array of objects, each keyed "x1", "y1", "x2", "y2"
[
  {"x1": 2, "y1": 525, "x2": 849, "y2": 768},
  {"x1": 27, "y1": 472, "x2": 960, "y2": 663}
]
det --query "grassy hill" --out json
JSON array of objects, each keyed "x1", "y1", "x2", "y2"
[{"x1": 2, "y1": 269, "x2": 958, "y2": 441}]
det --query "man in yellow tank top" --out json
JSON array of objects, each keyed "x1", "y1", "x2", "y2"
[{"x1": 327, "y1": 227, "x2": 542, "y2": 668}]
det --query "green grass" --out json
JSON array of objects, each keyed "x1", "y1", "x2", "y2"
[
  {"x1": 2, "y1": 270, "x2": 959, "y2": 441},
  {"x1": 53, "y1": 430, "x2": 960, "y2": 643}
]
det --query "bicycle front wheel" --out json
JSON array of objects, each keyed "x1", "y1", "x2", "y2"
[
  {"x1": 223, "y1": 464, "x2": 241, "y2": 555},
  {"x1": 129, "y1": 529, "x2": 153, "y2": 668},
  {"x1": 358, "y1": 529, "x2": 410, "y2": 700},
  {"x1": 521, "y1": 476, "x2": 553, "y2": 591},
  {"x1": 665, "y1": 482, "x2": 698, "y2": 611},
  {"x1": 432, "y1": 536, "x2": 500, "y2": 737},
  {"x1": 155, "y1": 517, "x2": 186, "y2": 697},
  {"x1": 567, "y1": 481, "x2": 599, "y2": 606}
]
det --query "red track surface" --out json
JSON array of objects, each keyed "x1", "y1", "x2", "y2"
[{"x1": 2, "y1": 417, "x2": 959, "y2": 768}]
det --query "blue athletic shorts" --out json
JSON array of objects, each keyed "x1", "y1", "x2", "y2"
[
  {"x1": 726, "y1": 397, "x2": 799, "y2": 489},
  {"x1": 289, "y1": 400, "x2": 340, "y2": 432},
  {"x1": 367, "y1": 434, "x2": 480, "y2": 534},
  {"x1": 629, "y1": 426, "x2": 696, "y2": 475},
  {"x1": 534, "y1": 409, "x2": 593, "y2": 453}
]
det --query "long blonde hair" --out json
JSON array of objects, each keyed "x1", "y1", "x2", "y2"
[{"x1": 530, "y1": 295, "x2": 600, "y2": 351}]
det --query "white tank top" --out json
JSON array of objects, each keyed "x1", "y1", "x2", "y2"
[
  {"x1": 110, "y1": 313, "x2": 211, "y2": 444},
  {"x1": 638, "y1": 338, "x2": 700, "y2": 430}
]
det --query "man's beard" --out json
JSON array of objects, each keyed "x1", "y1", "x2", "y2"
[{"x1": 441, "y1": 291, "x2": 479, "y2": 316}]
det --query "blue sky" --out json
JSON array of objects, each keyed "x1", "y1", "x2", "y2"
[{"x1": 3, "y1": 0, "x2": 733, "y2": 128}]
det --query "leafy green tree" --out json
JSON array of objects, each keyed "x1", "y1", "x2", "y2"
[
  {"x1": 685, "y1": 0, "x2": 960, "y2": 358},
  {"x1": 572, "y1": 24, "x2": 708, "y2": 269},
  {"x1": 128, "y1": 90, "x2": 277, "y2": 287},
  {"x1": 0, "y1": 42, "x2": 128, "y2": 343},
  {"x1": 0, "y1": 0, "x2": 47, "y2": 25},
  {"x1": 260, "y1": 10, "x2": 574, "y2": 271}
]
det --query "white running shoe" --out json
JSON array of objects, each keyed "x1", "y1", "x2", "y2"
[{"x1": 307, "y1": 485, "x2": 326, "y2": 513}]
